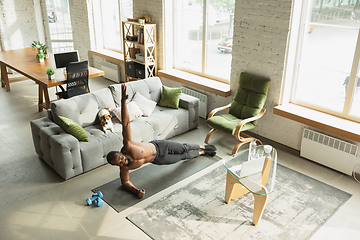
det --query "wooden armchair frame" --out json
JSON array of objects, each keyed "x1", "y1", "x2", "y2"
[{"x1": 205, "y1": 102, "x2": 266, "y2": 155}]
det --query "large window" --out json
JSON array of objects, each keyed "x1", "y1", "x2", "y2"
[
  {"x1": 173, "y1": 0, "x2": 235, "y2": 82},
  {"x1": 93, "y1": 0, "x2": 133, "y2": 53},
  {"x1": 288, "y1": 0, "x2": 360, "y2": 122},
  {"x1": 42, "y1": 0, "x2": 74, "y2": 53}
]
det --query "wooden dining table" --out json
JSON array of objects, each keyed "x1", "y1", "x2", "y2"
[{"x1": 0, "y1": 47, "x2": 104, "y2": 112}]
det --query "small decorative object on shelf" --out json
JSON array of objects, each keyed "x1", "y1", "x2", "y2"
[
  {"x1": 37, "y1": 53, "x2": 45, "y2": 63},
  {"x1": 126, "y1": 35, "x2": 138, "y2": 41},
  {"x1": 46, "y1": 68, "x2": 55, "y2": 80},
  {"x1": 127, "y1": 18, "x2": 139, "y2": 22},
  {"x1": 129, "y1": 47, "x2": 140, "y2": 58},
  {"x1": 137, "y1": 28, "x2": 144, "y2": 44},
  {"x1": 140, "y1": 14, "x2": 151, "y2": 23},
  {"x1": 138, "y1": 19, "x2": 145, "y2": 25}
]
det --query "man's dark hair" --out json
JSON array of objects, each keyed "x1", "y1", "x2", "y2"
[{"x1": 107, "y1": 151, "x2": 118, "y2": 165}]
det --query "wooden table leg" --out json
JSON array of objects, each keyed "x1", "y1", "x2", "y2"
[
  {"x1": 252, "y1": 187, "x2": 268, "y2": 225},
  {"x1": 225, "y1": 171, "x2": 269, "y2": 225},
  {"x1": 38, "y1": 84, "x2": 43, "y2": 112},
  {"x1": 43, "y1": 87, "x2": 50, "y2": 110},
  {"x1": 225, "y1": 171, "x2": 249, "y2": 204},
  {"x1": 1, "y1": 63, "x2": 10, "y2": 91}
]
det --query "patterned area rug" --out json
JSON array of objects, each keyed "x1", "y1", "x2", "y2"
[{"x1": 127, "y1": 163, "x2": 351, "y2": 240}]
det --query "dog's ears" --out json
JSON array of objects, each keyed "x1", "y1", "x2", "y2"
[{"x1": 109, "y1": 114, "x2": 112, "y2": 118}]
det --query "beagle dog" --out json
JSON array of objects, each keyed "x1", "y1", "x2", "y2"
[{"x1": 98, "y1": 108, "x2": 114, "y2": 133}]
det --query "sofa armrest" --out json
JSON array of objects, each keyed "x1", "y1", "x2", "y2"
[
  {"x1": 49, "y1": 134, "x2": 83, "y2": 180},
  {"x1": 30, "y1": 117, "x2": 83, "y2": 180},
  {"x1": 179, "y1": 93, "x2": 200, "y2": 129}
]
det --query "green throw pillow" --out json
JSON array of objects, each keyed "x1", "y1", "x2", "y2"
[
  {"x1": 58, "y1": 116, "x2": 89, "y2": 142},
  {"x1": 158, "y1": 85, "x2": 183, "y2": 109}
]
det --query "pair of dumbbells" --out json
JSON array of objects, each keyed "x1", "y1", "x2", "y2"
[{"x1": 86, "y1": 191, "x2": 104, "y2": 207}]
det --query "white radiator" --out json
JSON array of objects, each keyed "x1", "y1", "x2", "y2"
[
  {"x1": 300, "y1": 129, "x2": 358, "y2": 175},
  {"x1": 101, "y1": 61, "x2": 120, "y2": 83},
  {"x1": 182, "y1": 87, "x2": 208, "y2": 119}
]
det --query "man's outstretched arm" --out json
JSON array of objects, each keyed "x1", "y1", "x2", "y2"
[
  {"x1": 121, "y1": 84, "x2": 132, "y2": 147},
  {"x1": 120, "y1": 167, "x2": 145, "y2": 198}
]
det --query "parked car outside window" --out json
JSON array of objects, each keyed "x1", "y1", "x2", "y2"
[
  {"x1": 218, "y1": 37, "x2": 232, "y2": 53},
  {"x1": 48, "y1": 11, "x2": 57, "y2": 23}
]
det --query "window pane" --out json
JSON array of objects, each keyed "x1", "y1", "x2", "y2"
[
  {"x1": 293, "y1": 0, "x2": 359, "y2": 113},
  {"x1": 349, "y1": 62, "x2": 360, "y2": 118},
  {"x1": 205, "y1": 1, "x2": 234, "y2": 80},
  {"x1": 46, "y1": 0, "x2": 72, "y2": 40},
  {"x1": 45, "y1": 0, "x2": 73, "y2": 53},
  {"x1": 120, "y1": 0, "x2": 133, "y2": 20},
  {"x1": 174, "y1": 1, "x2": 203, "y2": 72},
  {"x1": 101, "y1": 0, "x2": 121, "y2": 50}
]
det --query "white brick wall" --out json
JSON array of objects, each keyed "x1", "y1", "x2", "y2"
[
  {"x1": 229, "y1": 0, "x2": 299, "y2": 149},
  {"x1": 68, "y1": 0, "x2": 93, "y2": 61},
  {"x1": 133, "y1": 0, "x2": 164, "y2": 69},
  {"x1": 0, "y1": 0, "x2": 42, "y2": 50}
]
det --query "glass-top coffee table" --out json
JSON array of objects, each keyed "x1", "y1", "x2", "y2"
[{"x1": 223, "y1": 144, "x2": 277, "y2": 225}]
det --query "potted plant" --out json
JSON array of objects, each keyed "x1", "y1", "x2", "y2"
[
  {"x1": 37, "y1": 52, "x2": 45, "y2": 63},
  {"x1": 31, "y1": 41, "x2": 49, "y2": 58},
  {"x1": 46, "y1": 68, "x2": 55, "y2": 80},
  {"x1": 40, "y1": 44, "x2": 49, "y2": 58}
]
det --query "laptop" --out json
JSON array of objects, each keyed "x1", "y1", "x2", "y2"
[{"x1": 53, "y1": 50, "x2": 79, "y2": 74}]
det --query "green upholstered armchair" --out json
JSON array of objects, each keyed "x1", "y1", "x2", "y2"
[{"x1": 205, "y1": 72, "x2": 270, "y2": 155}]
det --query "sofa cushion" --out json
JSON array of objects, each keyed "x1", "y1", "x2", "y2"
[
  {"x1": 132, "y1": 92, "x2": 157, "y2": 116},
  {"x1": 112, "y1": 101, "x2": 143, "y2": 122},
  {"x1": 91, "y1": 88, "x2": 116, "y2": 110},
  {"x1": 158, "y1": 85, "x2": 183, "y2": 109},
  {"x1": 51, "y1": 92, "x2": 99, "y2": 128},
  {"x1": 108, "y1": 77, "x2": 162, "y2": 107},
  {"x1": 58, "y1": 116, "x2": 89, "y2": 142}
]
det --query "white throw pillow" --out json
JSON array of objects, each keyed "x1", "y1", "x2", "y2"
[
  {"x1": 132, "y1": 92, "x2": 157, "y2": 117},
  {"x1": 112, "y1": 101, "x2": 143, "y2": 122}
]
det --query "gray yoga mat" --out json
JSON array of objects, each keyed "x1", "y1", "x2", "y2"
[{"x1": 92, "y1": 155, "x2": 221, "y2": 213}]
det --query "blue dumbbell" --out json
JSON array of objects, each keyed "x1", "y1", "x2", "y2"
[{"x1": 86, "y1": 191, "x2": 104, "y2": 207}]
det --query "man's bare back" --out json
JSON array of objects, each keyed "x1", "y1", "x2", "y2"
[{"x1": 106, "y1": 83, "x2": 216, "y2": 199}]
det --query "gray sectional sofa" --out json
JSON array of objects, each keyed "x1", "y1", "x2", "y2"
[{"x1": 30, "y1": 77, "x2": 200, "y2": 180}]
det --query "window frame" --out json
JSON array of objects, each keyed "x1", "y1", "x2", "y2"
[
  {"x1": 93, "y1": 0, "x2": 132, "y2": 54},
  {"x1": 283, "y1": 0, "x2": 360, "y2": 123},
  {"x1": 41, "y1": 0, "x2": 75, "y2": 53},
  {"x1": 169, "y1": 0, "x2": 234, "y2": 84}
]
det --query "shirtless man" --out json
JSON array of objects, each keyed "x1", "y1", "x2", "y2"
[{"x1": 106, "y1": 84, "x2": 216, "y2": 199}]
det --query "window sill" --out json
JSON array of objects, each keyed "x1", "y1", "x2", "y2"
[
  {"x1": 273, "y1": 103, "x2": 360, "y2": 142},
  {"x1": 89, "y1": 49, "x2": 124, "y2": 64},
  {"x1": 158, "y1": 69, "x2": 231, "y2": 97}
]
